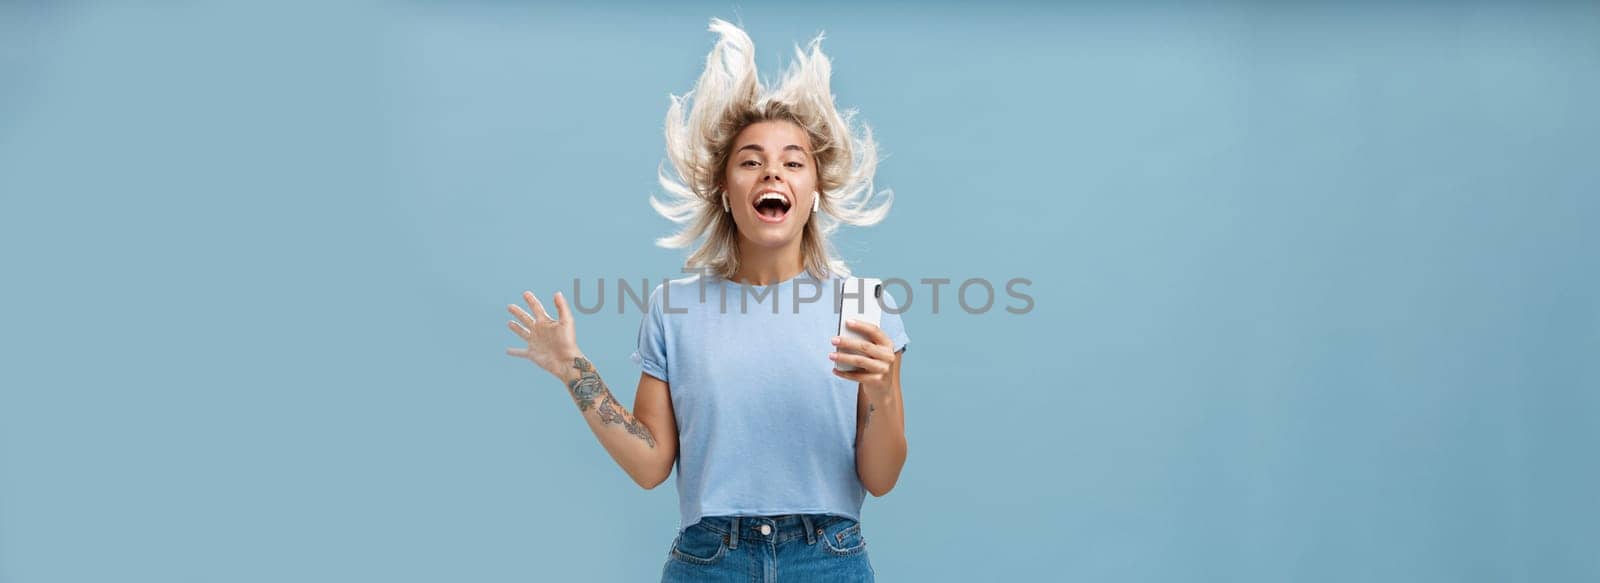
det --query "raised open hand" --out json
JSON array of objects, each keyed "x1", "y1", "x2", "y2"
[{"x1": 505, "y1": 291, "x2": 582, "y2": 378}]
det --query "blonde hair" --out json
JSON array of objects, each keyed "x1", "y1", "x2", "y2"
[{"x1": 650, "y1": 18, "x2": 893, "y2": 280}]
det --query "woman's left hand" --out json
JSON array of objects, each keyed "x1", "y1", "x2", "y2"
[{"x1": 831, "y1": 320, "x2": 896, "y2": 395}]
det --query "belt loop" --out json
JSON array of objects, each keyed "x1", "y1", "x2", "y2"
[
  {"x1": 728, "y1": 517, "x2": 740, "y2": 550},
  {"x1": 800, "y1": 514, "x2": 816, "y2": 545}
]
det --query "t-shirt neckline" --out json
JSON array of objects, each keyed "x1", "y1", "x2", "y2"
[{"x1": 718, "y1": 270, "x2": 830, "y2": 290}]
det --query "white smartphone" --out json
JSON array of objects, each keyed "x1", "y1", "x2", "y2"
[{"x1": 835, "y1": 277, "x2": 884, "y2": 372}]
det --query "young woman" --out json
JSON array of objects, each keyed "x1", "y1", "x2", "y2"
[{"x1": 505, "y1": 18, "x2": 907, "y2": 582}]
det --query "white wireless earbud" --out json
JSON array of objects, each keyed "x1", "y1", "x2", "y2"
[
  {"x1": 721, "y1": 191, "x2": 730, "y2": 213},
  {"x1": 813, "y1": 192, "x2": 821, "y2": 213}
]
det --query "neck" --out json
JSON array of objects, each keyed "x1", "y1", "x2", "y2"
[{"x1": 731, "y1": 236, "x2": 805, "y2": 286}]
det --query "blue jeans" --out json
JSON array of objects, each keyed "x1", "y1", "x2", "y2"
[{"x1": 660, "y1": 514, "x2": 875, "y2": 582}]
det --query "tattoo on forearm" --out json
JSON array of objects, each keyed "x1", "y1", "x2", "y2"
[
  {"x1": 863, "y1": 402, "x2": 875, "y2": 430},
  {"x1": 567, "y1": 357, "x2": 605, "y2": 411},
  {"x1": 597, "y1": 394, "x2": 623, "y2": 424},
  {"x1": 568, "y1": 358, "x2": 657, "y2": 448}
]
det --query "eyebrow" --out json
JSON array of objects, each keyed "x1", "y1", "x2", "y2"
[{"x1": 735, "y1": 144, "x2": 808, "y2": 155}]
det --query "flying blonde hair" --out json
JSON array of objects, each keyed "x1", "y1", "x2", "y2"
[{"x1": 650, "y1": 18, "x2": 893, "y2": 280}]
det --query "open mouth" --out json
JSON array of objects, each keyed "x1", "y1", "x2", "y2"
[{"x1": 752, "y1": 191, "x2": 792, "y2": 223}]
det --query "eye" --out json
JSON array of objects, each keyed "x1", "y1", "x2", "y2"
[
  {"x1": 741, "y1": 160, "x2": 759, "y2": 168},
  {"x1": 786, "y1": 161, "x2": 804, "y2": 169}
]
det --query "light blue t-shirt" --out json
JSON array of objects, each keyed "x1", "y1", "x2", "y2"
[{"x1": 629, "y1": 271, "x2": 909, "y2": 532}]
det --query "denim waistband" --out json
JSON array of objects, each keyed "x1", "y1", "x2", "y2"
[{"x1": 692, "y1": 514, "x2": 854, "y2": 548}]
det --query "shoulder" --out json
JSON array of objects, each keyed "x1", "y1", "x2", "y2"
[
  {"x1": 654, "y1": 274, "x2": 709, "y2": 302},
  {"x1": 644, "y1": 273, "x2": 714, "y2": 317}
]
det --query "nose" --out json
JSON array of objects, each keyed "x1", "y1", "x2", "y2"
[{"x1": 761, "y1": 167, "x2": 783, "y2": 183}]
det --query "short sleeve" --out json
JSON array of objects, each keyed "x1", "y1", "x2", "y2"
[
  {"x1": 878, "y1": 285, "x2": 910, "y2": 354},
  {"x1": 629, "y1": 284, "x2": 669, "y2": 382}
]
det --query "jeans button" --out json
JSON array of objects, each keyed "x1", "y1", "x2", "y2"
[{"x1": 759, "y1": 524, "x2": 772, "y2": 536}]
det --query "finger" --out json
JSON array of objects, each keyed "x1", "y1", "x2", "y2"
[
  {"x1": 832, "y1": 367, "x2": 870, "y2": 382},
  {"x1": 506, "y1": 347, "x2": 531, "y2": 358},
  {"x1": 845, "y1": 319, "x2": 892, "y2": 347},
  {"x1": 524, "y1": 291, "x2": 552, "y2": 322},
  {"x1": 553, "y1": 291, "x2": 574, "y2": 324},
  {"x1": 830, "y1": 352, "x2": 890, "y2": 374},
  {"x1": 508, "y1": 304, "x2": 538, "y2": 328},
  {"x1": 833, "y1": 336, "x2": 892, "y2": 362},
  {"x1": 508, "y1": 320, "x2": 531, "y2": 340}
]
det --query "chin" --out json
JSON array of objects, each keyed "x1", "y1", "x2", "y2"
[{"x1": 740, "y1": 230, "x2": 802, "y2": 249}]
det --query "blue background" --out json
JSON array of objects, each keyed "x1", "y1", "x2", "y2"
[{"x1": 2, "y1": 2, "x2": 1596, "y2": 581}]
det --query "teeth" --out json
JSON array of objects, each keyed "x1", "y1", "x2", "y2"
[{"x1": 756, "y1": 192, "x2": 790, "y2": 208}]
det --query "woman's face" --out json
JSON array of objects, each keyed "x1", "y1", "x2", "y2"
[{"x1": 722, "y1": 120, "x2": 820, "y2": 251}]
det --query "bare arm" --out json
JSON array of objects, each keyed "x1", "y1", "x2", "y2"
[
  {"x1": 832, "y1": 321, "x2": 908, "y2": 497},
  {"x1": 556, "y1": 360, "x2": 678, "y2": 489},
  {"x1": 505, "y1": 291, "x2": 678, "y2": 489}
]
